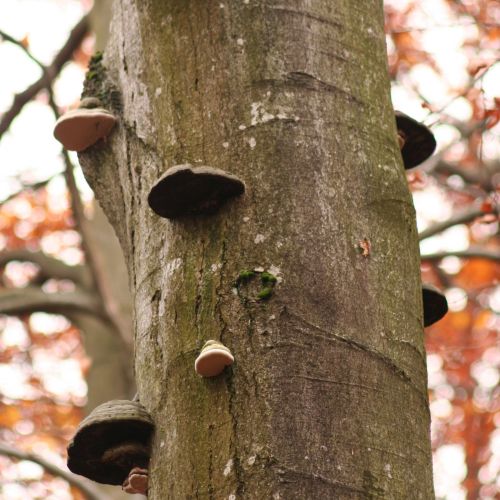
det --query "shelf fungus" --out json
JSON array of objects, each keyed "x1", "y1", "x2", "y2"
[
  {"x1": 395, "y1": 111, "x2": 436, "y2": 169},
  {"x1": 67, "y1": 399, "x2": 153, "y2": 492},
  {"x1": 147, "y1": 164, "x2": 245, "y2": 219},
  {"x1": 122, "y1": 467, "x2": 149, "y2": 495},
  {"x1": 422, "y1": 284, "x2": 448, "y2": 327},
  {"x1": 53, "y1": 97, "x2": 117, "y2": 152},
  {"x1": 195, "y1": 340, "x2": 234, "y2": 377}
]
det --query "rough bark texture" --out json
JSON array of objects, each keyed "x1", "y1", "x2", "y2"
[{"x1": 79, "y1": 1, "x2": 434, "y2": 498}]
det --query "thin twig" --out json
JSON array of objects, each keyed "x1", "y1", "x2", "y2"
[
  {"x1": 0, "y1": 16, "x2": 89, "y2": 139},
  {"x1": 418, "y1": 207, "x2": 487, "y2": 241},
  {"x1": 423, "y1": 63, "x2": 498, "y2": 127},
  {"x1": 0, "y1": 30, "x2": 45, "y2": 70},
  {"x1": 0, "y1": 174, "x2": 61, "y2": 205},
  {"x1": 434, "y1": 160, "x2": 499, "y2": 192},
  {"x1": 0, "y1": 442, "x2": 107, "y2": 500}
]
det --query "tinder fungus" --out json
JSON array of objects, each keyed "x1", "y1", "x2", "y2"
[
  {"x1": 53, "y1": 98, "x2": 117, "y2": 152},
  {"x1": 122, "y1": 467, "x2": 149, "y2": 495},
  {"x1": 147, "y1": 164, "x2": 245, "y2": 219},
  {"x1": 422, "y1": 284, "x2": 448, "y2": 327},
  {"x1": 395, "y1": 111, "x2": 436, "y2": 169},
  {"x1": 67, "y1": 399, "x2": 154, "y2": 485},
  {"x1": 195, "y1": 340, "x2": 234, "y2": 377}
]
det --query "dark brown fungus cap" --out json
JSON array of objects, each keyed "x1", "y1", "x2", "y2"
[
  {"x1": 395, "y1": 111, "x2": 436, "y2": 169},
  {"x1": 422, "y1": 284, "x2": 448, "y2": 327},
  {"x1": 147, "y1": 164, "x2": 245, "y2": 219},
  {"x1": 53, "y1": 106, "x2": 117, "y2": 152},
  {"x1": 67, "y1": 400, "x2": 154, "y2": 485}
]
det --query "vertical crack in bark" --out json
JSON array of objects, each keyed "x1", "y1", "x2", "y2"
[
  {"x1": 207, "y1": 423, "x2": 215, "y2": 500},
  {"x1": 226, "y1": 373, "x2": 245, "y2": 498},
  {"x1": 125, "y1": 130, "x2": 137, "y2": 290},
  {"x1": 187, "y1": 6, "x2": 207, "y2": 161},
  {"x1": 217, "y1": 221, "x2": 229, "y2": 345},
  {"x1": 194, "y1": 238, "x2": 207, "y2": 341}
]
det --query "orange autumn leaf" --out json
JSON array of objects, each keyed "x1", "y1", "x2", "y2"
[
  {"x1": 449, "y1": 310, "x2": 473, "y2": 331},
  {"x1": 485, "y1": 108, "x2": 500, "y2": 129},
  {"x1": 480, "y1": 199, "x2": 494, "y2": 213},
  {"x1": 0, "y1": 405, "x2": 22, "y2": 427},
  {"x1": 455, "y1": 260, "x2": 500, "y2": 288},
  {"x1": 20, "y1": 35, "x2": 29, "y2": 49}
]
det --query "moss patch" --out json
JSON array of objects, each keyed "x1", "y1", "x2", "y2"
[{"x1": 235, "y1": 269, "x2": 278, "y2": 301}]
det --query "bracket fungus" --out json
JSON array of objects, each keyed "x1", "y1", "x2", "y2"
[
  {"x1": 53, "y1": 97, "x2": 117, "y2": 152},
  {"x1": 195, "y1": 340, "x2": 234, "y2": 377},
  {"x1": 395, "y1": 111, "x2": 436, "y2": 169},
  {"x1": 422, "y1": 283, "x2": 449, "y2": 327},
  {"x1": 147, "y1": 164, "x2": 245, "y2": 219},
  {"x1": 122, "y1": 467, "x2": 149, "y2": 495},
  {"x1": 67, "y1": 399, "x2": 154, "y2": 487}
]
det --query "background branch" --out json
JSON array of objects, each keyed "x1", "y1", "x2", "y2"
[
  {"x1": 418, "y1": 207, "x2": 487, "y2": 240},
  {"x1": 0, "y1": 249, "x2": 91, "y2": 287},
  {"x1": 0, "y1": 16, "x2": 89, "y2": 139},
  {"x1": 0, "y1": 442, "x2": 107, "y2": 500},
  {"x1": 0, "y1": 287, "x2": 106, "y2": 318},
  {"x1": 0, "y1": 176, "x2": 59, "y2": 205},
  {"x1": 0, "y1": 30, "x2": 45, "y2": 70},
  {"x1": 433, "y1": 160, "x2": 500, "y2": 192},
  {"x1": 421, "y1": 249, "x2": 500, "y2": 262}
]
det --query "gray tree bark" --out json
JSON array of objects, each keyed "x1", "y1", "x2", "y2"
[{"x1": 80, "y1": 1, "x2": 434, "y2": 498}]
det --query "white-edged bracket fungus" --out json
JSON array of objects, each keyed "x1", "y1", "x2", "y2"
[
  {"x1": 395, "y1": 111, "x2": 436, "y2": 169},
  {"x1": 67, "y1": 399, "x2": 154, "y2": 487},
  {"x1": 53, "y1": 97, "x2": 117, "y2": 152},
  {"x1": 195, "y1": 340, "x2": 234, "y2": 377},
  {"x1": 422, "y1": 283, "x2": 448, "y2": 327},
  {"x1": 147, "y1": 164, "x2": 245, "y2": 219}
]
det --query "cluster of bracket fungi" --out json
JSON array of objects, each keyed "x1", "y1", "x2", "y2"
[{"x1": 53, "y1": 72, "x2": 448, "y2": 494}]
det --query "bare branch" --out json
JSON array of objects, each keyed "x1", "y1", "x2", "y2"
[
  {"x1": 421, "y1": 249, "x2": 500, "y2": 262},
  {"x1": 48, "y1": 96, "x2": 132, "y2": 350},
  {"x1": 421, "y1": 119, "x2": 489, "y2": 174},
  {"x1": 0, "y1": 30, "x2": 45, "y2": 70},
  {"x1": 0, "y1": 249, "x2": 91, "y2": 287},
  {"x1": 0, "y1": 287, "x2": 106, "y2": 318},
  {"x1": 423, "y1": 64, "x2": 498, "y2": 126},
  {"x1": 0, "y1": 442, "x2": 107, "y2": 500},
  {"x1": 418, "y1": 207, "x2": 487, "y2": 241},
  {"x1": 0, "y1": 16, "x2": 89, "y2": 139},
  {"x1": 0, "y1": 176, "x2": 57, "y2": 205},
  {"x1": 434, "y1": 160, "x2": 500, "y2": 192}
]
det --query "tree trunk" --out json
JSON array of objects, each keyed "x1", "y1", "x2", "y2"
[{"x1": 79, "y1": 1, "x2": 434, "y2": 498}]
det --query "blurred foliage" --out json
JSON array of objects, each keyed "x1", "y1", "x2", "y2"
[
  {"x1": 386, "y1": 1, "x2": 499, "y2": 498},
  {"x1": 0, "y1": 190, "x2": 87, "y2": 499}
]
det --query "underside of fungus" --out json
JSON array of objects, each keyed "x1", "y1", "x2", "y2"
[
  {"x1": 147, "y1": 164, "x2": 245, "y2": 219},
  {"x1": 53, "y1": 106, "x2": 117, "y2": 152},
  {"x1": 395, "y1": 111, "x2": 436, "y2": 169},
  {"x1": 195, "y1": 340, "x2": 234, "y2": 377},
  {"x1": 67, "y1": 399, "x2": 154, "y2": 485},
  {"x1": 422, "y1": 284, "x2": 449, "y2": 327}
]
